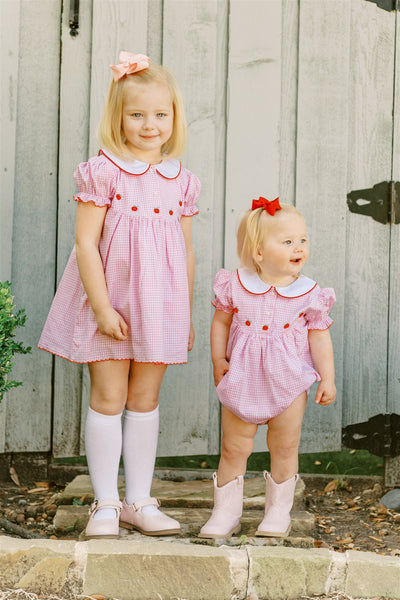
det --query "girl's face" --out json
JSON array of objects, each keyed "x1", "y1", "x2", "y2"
[
  {"x1": 122, "y1": 80, "x2": 174, "y2": 163},
  {"x1": 255, "y1": 212, "x2": 309, "y2": 286}
]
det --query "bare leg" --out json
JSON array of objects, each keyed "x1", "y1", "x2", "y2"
[
  {"x1": 88, "y1": 359, "x2": 130, "y2": 414},
  {"x1": 126, "y1": 362, "x2": 168, "y2": 412},
  {"x1": 217, "y1": 406, "x2": 258, "y2": 486},
  {"x1": 267, "y1": 392, "x2": 307, "y2": 483}
]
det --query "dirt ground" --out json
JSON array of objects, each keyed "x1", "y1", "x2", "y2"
[
  {"x1": 0, "y1": 477, "x2": 399, "y2": 600},
  {"x1": 0, "y1": 591, "x2": 396, "y2": 600},
  {"x1": 0, "y1": 476, "x2": 399, "y2": 555},
  {"x1": 304, "y1": 477, "x2": 400, "y2": 556}
]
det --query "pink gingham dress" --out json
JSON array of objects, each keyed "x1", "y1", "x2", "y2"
[
  {"x1": 38, "y1": 149, "x2": 200, "y2": 364},
  {"x1": 213, "y1": 268, "x2": 335, "y2": 424}
]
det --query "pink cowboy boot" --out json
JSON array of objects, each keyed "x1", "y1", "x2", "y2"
[
  {"x1": 199, "y1": 472, "x2": 243, "y2": 539},
  {"x1": 255, "y1": 471, "x2": 298, "y2": 537}
]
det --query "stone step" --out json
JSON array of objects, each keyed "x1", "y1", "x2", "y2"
[
  {"x1": 58, "y1": 473, "x2": 306, "y2": 511},
  {"x1": 54, "y1": 504, "x2": 314, "y2": 542}
]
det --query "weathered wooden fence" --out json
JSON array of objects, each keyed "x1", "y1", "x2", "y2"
[{"x1": 1, "y1": 0, "x2": 399, "y2": 481}]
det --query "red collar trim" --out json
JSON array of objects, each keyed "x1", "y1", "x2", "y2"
[
  {"x1": 99, "y1": 149, "x2": 181, "y2": 179},
  {"x1": 236, "y1": 268, "x2": 317, "y2": 298}
]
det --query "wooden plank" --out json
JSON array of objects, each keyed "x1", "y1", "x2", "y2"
[
  {"x1": 222, "y1": 0, "x2": 282, "y2": 453},
  {"x1": 53, "y1": 0, "x2": 93, "y2": 457},
  {"x1": 0, "y1": 0, "x2": 20, "y2": 282},
  {"x1": 147, "y1": 0, "x2": 163, "y2": 63},
  {"x1": 224, "y1": 0, "x2": 282, "y2": 272},
  {"x1": 0, "y1": 0, "x2": 20, "y2": 452},
  {"x1": 343, "y1": 0, "x2": 394, "y2": 428},
  {"x1": 294, "y1": 0, "x2": 351, "y2": 452},
  {"x1": 89, "y1": 0, "x2": 148, "y2": 157},
  {"x1": 159, "y1": 0, "x2": 225, "y2": 456},
  {"x1": 387, "y1": 12, "x2": 400, "y2": 416},
  {"x1": 71, "y1": 0, "x2": 149, "y2": 455},
  {"x1": 4, "y1": 0, "x2": 61, "y2": 451},
  {"x1": 279, "y1": 0, "x2": 299, "y2": 207}
]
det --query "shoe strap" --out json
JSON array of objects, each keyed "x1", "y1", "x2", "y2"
[
  {"x1": 132, "y1": 497, "x2": 160, "y2": 511},
  {"x1": 89, "y1": 498, "x2": 122, "y2": 515}
]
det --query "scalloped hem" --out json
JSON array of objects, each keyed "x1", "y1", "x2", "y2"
[{"x1": 37, "y1": 345, "x2": 187, "y2": 365}]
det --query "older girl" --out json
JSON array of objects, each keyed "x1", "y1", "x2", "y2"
[{"x1": 39, "y1": 52, "x2": 200, "y2": 539}]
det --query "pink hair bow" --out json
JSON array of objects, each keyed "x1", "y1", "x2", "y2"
[
  {"x1": 110, "y1": 51, "x2": 150, "y2": 82},
  {"x1": 251, "y1": 196, "x2": 281, "y2": 216}
]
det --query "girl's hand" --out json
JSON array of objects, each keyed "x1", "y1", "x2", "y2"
[
  {"x1": 95, "y1": 307, "x2": 128, "y2": 341},
  {"x1": 213, "y1": 358, "x2": 230, "y2": 387},
  {"x1": 315, "y1": 380, "x2": 336, "y2": 406},
  {"x1": 188, "y1": 321, "x2": 195, "y2": 351}
]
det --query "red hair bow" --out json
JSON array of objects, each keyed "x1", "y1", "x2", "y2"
[{"x1": 251, "y1": 196, "x2": 281, "y2": 216}]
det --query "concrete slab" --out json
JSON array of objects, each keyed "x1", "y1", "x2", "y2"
[
  {"x1": 345, "y1": 550, "x2": 400, "y2": 599},
  {"x1": 83, "y1": 540, "x2": 248, "y2": 600},
  {"x1": 1, "y1": 536, "x2": 399, "y2": 600}
]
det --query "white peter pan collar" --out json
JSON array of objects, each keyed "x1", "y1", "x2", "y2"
[
  {"x1": 99, "y1": 149, "x2": 181, "y2": 179},
  {"x1": 237, "y1": 268, "x2": 317, "y2": 298}
]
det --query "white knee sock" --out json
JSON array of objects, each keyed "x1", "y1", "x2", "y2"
[
  {"x1": 122, "y1": 406, "x2": 161, "y2": 516},
  {"x1": 85, "y1": 407, "x2": 122, "y2": 520}
]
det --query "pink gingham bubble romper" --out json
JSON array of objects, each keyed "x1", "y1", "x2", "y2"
[
  {"x1": 38, "y1": 149, "x2": 200, "y2": 364},
  {"x1": 213, "y1": 268, "x2": 335, "y2": 424}
]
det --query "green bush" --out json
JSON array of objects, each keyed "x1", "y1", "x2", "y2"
[{"x1": 0, "y1": 281, "x2": 31, "y2": 402}]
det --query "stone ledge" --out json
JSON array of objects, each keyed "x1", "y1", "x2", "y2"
[
  {"x1": 1, "y1": 536, "x2": 399, "y2": 600},
  {"x1": 53, "y1": 505, "x2": 314, "y2": 540},
  {"x1": 58, "y1": 474, "x2": 306, "y2": 510}
]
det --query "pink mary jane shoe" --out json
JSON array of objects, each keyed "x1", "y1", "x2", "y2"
[
  {"x1": 85, "y1": 498, "x2": 122, "y2": 539},
  {"x1": 119, "y1": 497, "x2": 181, "y2": 536}
]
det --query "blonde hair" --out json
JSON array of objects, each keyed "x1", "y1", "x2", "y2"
[
  {"x1": 237, "y1": 203, "x2": 303, "y2": 274},
  {"x1": 98, "y1": 61, "x2": 187, "y2": 159}
]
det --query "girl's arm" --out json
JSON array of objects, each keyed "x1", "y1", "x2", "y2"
[
  {"x1": 75, "y1": 201, "x2": 128, "y2": 341},
  {"x1": 180, "y1": 216, "x2": 195, "y2": 351},
  {"x1": 211, "y1": 310, "x2": 233, "y2": 386},
  {"x1": 308, "y1": 328, "x2": 336, "y2": 405}
]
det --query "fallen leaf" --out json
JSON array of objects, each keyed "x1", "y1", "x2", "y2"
[
  {"x1": 27, "y1": 487, "x2": 49, "y2": 494},
  {"x1": 34, "y1": 481, "x2": 51, "y2": 489},
  {"x1": 9, "y1": 466, "x2": 20, "y2": 487},
  {"x1": 346, "y1": 506, "x2": 362, "y2": 512},
  {"x1": 90, "y1": 595, "x2": 106, "y2": 600},
  {"x1": 324, "y1": 479, "x2": 339, "y2": 493},
  {"x1": 368, "y1": 535, "x2": 383, "y2": 542},
  {"x1": 314, "y1": 540, "x2": 330, "y2": 548}
]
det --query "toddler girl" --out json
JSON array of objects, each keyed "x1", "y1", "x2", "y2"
[
  {"x1": 200, "y1": 197, "x2": 335, "y2": 539},
  {"x1": 39, "y1": 52, "x2": 200, "y2": 539}
]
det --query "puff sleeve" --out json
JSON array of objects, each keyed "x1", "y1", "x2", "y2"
[
  {"x1": 212, "y1": 269, "x2": 235, "y2": 314},
  {"x1": 305, "y1": 287, "x2": 336, "y2": 330},
  {"x1": 73, "y1": 156, "x2": 116, "y2": 207},
  {"x1": 180, "y1": 169, "x2": 201, "y2": 217}
]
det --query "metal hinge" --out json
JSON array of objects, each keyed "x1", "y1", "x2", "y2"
[
  {"x1": 365, "y1": 0, "x2": 400, "y2": 11},
  {"x1": 69, "y1": 0, "x2": 79, "y2": 37},
  {"x1": 342, "y1": 414, "x2": 400, "y2": 457},
  {"x1": 347, "y1": 181, "x2": 400, "y2": 225}
]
